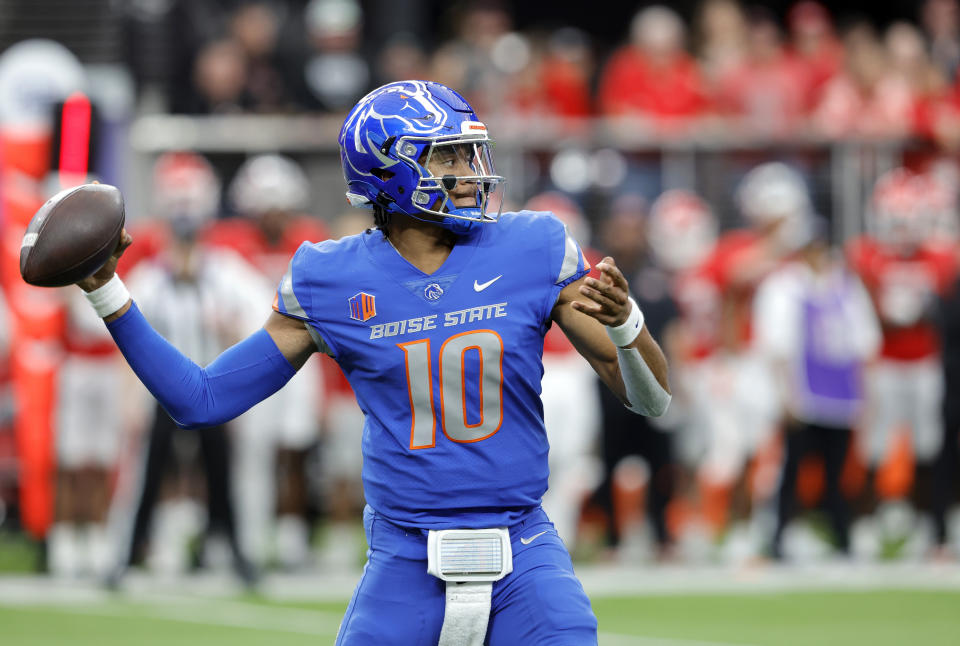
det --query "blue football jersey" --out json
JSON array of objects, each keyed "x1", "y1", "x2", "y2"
[{"x1": 274, "y1": 211, "x2": 590, "y2": 528}]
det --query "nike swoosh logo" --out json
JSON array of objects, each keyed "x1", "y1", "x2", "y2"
[
  {"x1": 474, "y1": 275, "x2": 502, "y2": 292},
  {"x1": 520, "y1": 530, "x2": 548, "y2": 545}
]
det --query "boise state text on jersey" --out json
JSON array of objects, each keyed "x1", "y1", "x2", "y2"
[{"x1": 274, "y1": 211, "x2": 589, "y2": 529}]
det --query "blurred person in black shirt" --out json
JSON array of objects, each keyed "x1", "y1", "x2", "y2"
[
  {"x1": 166, "y1": 2, "x2": 300, "y2": 114},
  {"x1": 176, "y1": 38, "x2": 253, "y2": 114},
  {"x1": 587, "y1": 193, "x2": 679, "y2": 559},
  {"x1": 934, "y1": 256, "x2": 960, "y2": 558},
  {"x1": 228, "y1": 2, "x2": 296, "y2": 112}
]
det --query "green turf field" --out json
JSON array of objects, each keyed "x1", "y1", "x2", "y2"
[
  {"x1": 592, "y1": 590, "x2": 960, "y2": 645},
  {"x1": 2, "y1": 588, "x2": 959, "y2": 645}
]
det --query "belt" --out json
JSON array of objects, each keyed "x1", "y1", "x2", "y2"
[{"x1": 426, "y1": 527, "x2": 513, "y2": 646}]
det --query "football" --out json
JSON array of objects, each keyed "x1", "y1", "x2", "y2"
[{"x1": 19, "y1": 183, "x2": 125, "y2": 287}]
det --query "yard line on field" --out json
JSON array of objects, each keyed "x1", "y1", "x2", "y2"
[
  {"x1": 600, "y1": 633, "x2": 756, "y2": 646},
  {"x1": 49, "y1": 602, "x2": 758, "y2": 646},
  {"x1": 131, "y1": 598, "x2": 758, "y2": 646},
  {"x1": 48, "y1": 597, "x2": 343, "y2": 636}
]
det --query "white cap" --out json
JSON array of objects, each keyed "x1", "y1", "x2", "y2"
[
  {"x1": 229, "y1": 154, "x2": 310, "y2": 216},
  {"x1": 736, "y1": 162, "x2": 812, "y2": 224}
]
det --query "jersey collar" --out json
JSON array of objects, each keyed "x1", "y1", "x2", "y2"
[{"x1": 362, "y1": 224, "x2": 485, "y2": 281}]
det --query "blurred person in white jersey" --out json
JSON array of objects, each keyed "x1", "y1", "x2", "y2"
[
  {"x1": 48, "y1": 284, "x2": 123, "y2": 578},
  {"x1": 208, "y1": 154, "x2": 328, "y2": 570},
  {"x1": 688, "y1": 163, "x2": 812, "y2": 558},
  {"x1": 107, "y1": 152, "x2": 267, "y2": 587}
]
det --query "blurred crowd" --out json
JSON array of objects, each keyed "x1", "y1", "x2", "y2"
[
  {"x1": 146, "y1": 0, "x2": 960, "y2": 147},
  {"x1": 537, "y1": 158, "x2": 960, "y2": 567},
  {"x1": 2, "y1": 0, "x2": 960, "y2": 586}
]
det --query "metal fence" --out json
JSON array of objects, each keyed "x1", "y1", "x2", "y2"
[{"x1": 126, "y1": 113, "x2": 937, "y2": 242}]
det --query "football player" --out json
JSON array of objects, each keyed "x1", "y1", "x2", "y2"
[
  {"x1": 847, "y1": 168, "x2": 957, "y2": 535},
  {"x1": 209, "y1": 154, "x2": 329, "y2": 570},
  {"x1": 688, "y1": 163, "x2": 812, "y2": 552},
  {"x1": 76, "y1": 81, "x2": 670, "y2": 644}
]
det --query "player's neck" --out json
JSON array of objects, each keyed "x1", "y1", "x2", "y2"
[{"x1": 386, "y1": 215, "x2": 457, "y2": 275}]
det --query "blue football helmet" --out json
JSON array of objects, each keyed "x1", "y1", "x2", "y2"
[{"x1": 338, "y1": 80, "x2": 505, "y2": 233}]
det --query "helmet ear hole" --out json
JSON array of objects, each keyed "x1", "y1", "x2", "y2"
[{"x1": 371, "y1": 168, "x2": 395, "y2": 181}]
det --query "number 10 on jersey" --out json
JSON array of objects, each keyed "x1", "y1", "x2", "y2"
[{"x1": 398, "y1": 329, "x2": 504, "y2": 449}]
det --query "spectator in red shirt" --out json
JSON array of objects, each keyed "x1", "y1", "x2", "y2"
[
  {"x1": 536, "y1": 28, "x2": 594, "y2": 118},
  {"x1": 693, "y1": 0, "x2": 749, "y2": 87},
  {"x1": 712, "y1": 6, "x2": 811, "y2": 137},
  {"x1": 784, "y1": 1, "x2": 843, "y2": 110},
  {"x1": 811, "y1": 21, "x2": 917, "y2": 138},
  {"x1": 485, "y1": 29, "x2": 593, "y2": 120},
  {"x1": 888, "y1": 22, "x2": 951, "y2": 131},
  {"x1": 881, "y1": 20, "x2": 959, "y2": 148},
  {"x1": 598, "y1": 5, "x2": 710, "y2": 131}
]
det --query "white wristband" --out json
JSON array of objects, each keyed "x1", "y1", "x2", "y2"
[
  {"x1": 605, "y1": 297, "x2": 644, "y2": 347},
  {"x1": 84, "y1": 274, "x2": 130, "y2": 318}
]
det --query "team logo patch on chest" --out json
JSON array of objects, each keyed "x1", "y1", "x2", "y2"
[
  {"x1": 424, "y1": 283, "x2": 444, "y2": 300},
  {"x1": 402, "y1": 275, "x2": 457, "y2": 303},
  {"x1": 348, "y1": 292, "x2": 376, "y2": 321}
]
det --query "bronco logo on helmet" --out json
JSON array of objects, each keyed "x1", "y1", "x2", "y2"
[{"x1": 338, "y1": 80, "x2": 505, "y2": 234}]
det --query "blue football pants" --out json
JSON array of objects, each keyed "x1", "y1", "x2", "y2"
[{"x1": 335, "y1": 505, "x2": 598, "y2": 645}]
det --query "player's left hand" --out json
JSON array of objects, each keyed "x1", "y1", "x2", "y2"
[{"x1": 570, "y1": 256, "x2": 632, "y2": 327}]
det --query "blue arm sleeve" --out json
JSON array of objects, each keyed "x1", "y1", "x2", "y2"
[{"x1": 106, "y1": 301, "x2": 297, "y2": 429}]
